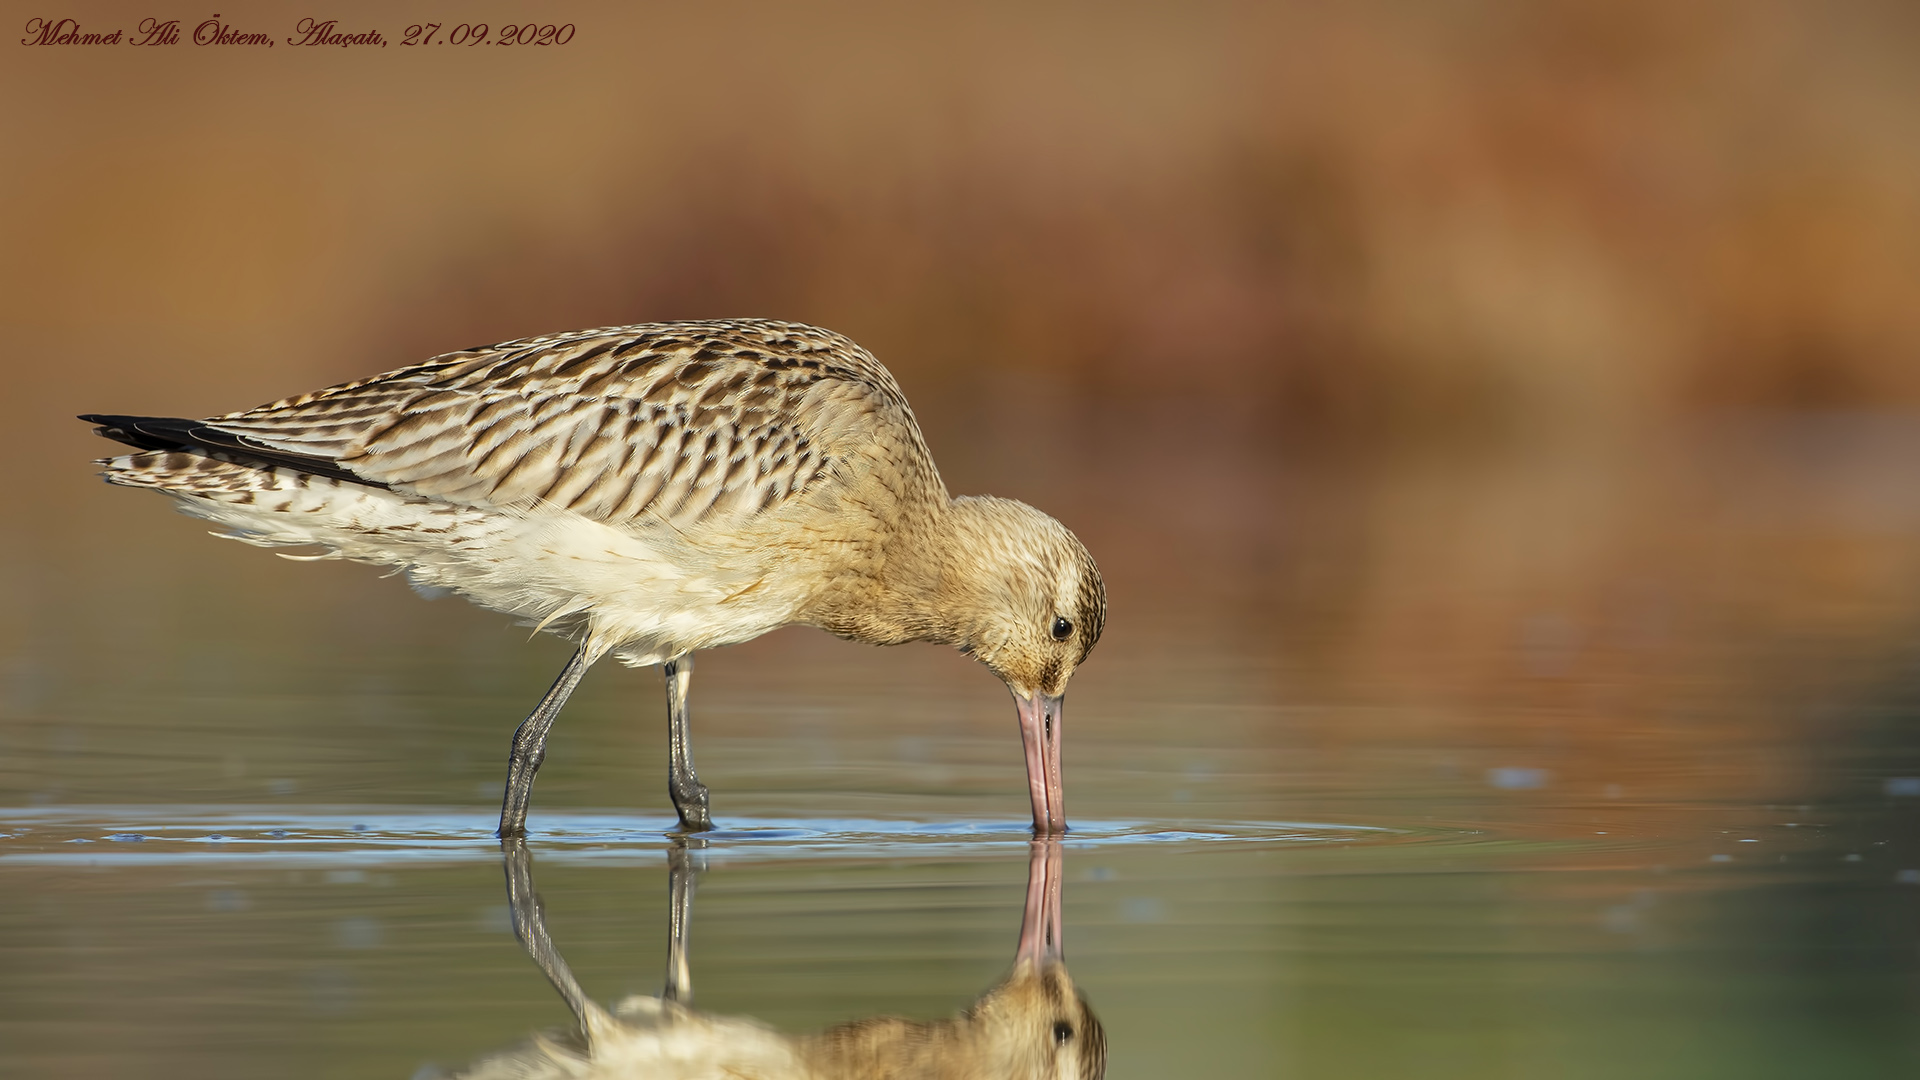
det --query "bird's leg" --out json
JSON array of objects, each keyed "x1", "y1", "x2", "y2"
[
  {"x1": 661, "y1": 835, "x2": 707, "y2": 1004},
  {"x1": 662, "y1": 655, "x2": 712, "y2": 831},
  {"x1": 498, "y1": 647, "x2": 594, "y2": 839},
  {"x1": 500, "y1": 836, "x2": 617, "y2": 1040}
]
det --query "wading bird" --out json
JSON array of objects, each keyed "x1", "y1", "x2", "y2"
[
  {"x1": 82, "y1": 320, "x2": 1105, "y2": 836},
  {"x1": 459, "y1": 837, "x2": 1104, "y2": 1079}
]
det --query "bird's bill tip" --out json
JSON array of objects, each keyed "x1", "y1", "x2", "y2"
[
  {"x1": 1014, "y1": 690, "x2": 1067, "y2": 835},
  {"x1": 1016, "y1": 837, "x2": 1067, "y2": 963}
]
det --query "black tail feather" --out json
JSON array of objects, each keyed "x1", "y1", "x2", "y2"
[{"x1": 79, "y1": 413, "x2": 388, "y2": 489}]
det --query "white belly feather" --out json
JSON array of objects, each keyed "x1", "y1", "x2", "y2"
[{"x1": 110, "y1": 453, "x2": 798, "y2": 666}]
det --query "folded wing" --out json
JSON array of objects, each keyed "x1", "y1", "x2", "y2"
[{"x1": 196, "y1": 320, "x2": 914, "y2": 533}]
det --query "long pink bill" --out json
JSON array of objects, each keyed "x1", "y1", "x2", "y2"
[
  {"x1": 1015, "y1": 690, "x2": 1067, "y2": 835},
  {"x1": 1016, "y1": 838, "x2": 1065, "y2": 964}
]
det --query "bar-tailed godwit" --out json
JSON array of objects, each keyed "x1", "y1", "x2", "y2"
[
  {"x1": 82, "y1": 320, "x2": 1105, "y2": 836},
  {"x1": 469, "y1": 837, "x2": 1103, "y2": 1079}
]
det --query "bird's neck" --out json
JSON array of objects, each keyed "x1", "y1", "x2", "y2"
[{"x1": 802, "y1": 495, "x2": 1006, "y2": 649}]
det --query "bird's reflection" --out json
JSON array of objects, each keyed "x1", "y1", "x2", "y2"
[{"x1": 454, "y1": 838, "x2": 1105, "y2": 1079}]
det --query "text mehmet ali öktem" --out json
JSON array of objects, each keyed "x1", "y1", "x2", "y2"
[{"x1": 20, "y1": 17, "x2": 386, "y2": 47}]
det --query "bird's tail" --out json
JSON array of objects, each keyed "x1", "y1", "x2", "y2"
[{"x1": 80, "y1": 413, "x2": 382, "y2": 488}]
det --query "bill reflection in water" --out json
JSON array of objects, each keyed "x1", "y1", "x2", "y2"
[{"x1": 453, "y1": 840, "x2": 1106, "y2": 1079}]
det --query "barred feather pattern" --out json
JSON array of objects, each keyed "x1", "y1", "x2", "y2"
[
  {"x1": 206, "y1": 319, "x2": 938, "y2": 529},
  {"x1": 97, "y1": 322, "x2": 946, "y2": 663},
  {"x1": 94, "y1": 319, "x2": 1105, "y2": 693}
]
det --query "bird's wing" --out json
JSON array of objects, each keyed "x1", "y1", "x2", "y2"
[{"x1": 202, "y1": 320, "x2": 927, "y2": 531}]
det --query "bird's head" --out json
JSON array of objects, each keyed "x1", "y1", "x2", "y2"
[
  {"x1": 970, "y1": 838, "x2": 1105, "y2": 1079},
  {"x1": 969, "y1": 956, "x2": 1107, "y2": 1080},
  {"x1": 941, "y1": 496, "x2": 1106, "y2": 833}
]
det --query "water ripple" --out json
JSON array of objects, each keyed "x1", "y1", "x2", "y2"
[{"x1": 0, "y1": 806, "x2": 1397, "y2": 866}]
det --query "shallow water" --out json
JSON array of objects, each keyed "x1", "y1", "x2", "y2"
[
  {"x1": 5, "y1": 423, "x2": 1920, "y2": 1077},
  {"x1": 2, "y1": 797, "x2": 1916, "y2": 1078}
]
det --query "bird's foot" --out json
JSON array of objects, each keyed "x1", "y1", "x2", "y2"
[
  {"x1": 670, "y1": 780, "x2": 712, "y2": 833},
  {"x1": 497, "y1": 809, "x2": 530, "y2": 840}
]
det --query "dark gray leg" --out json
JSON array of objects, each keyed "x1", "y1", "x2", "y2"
[
  {"x1": 500, "y1": 836, "x2": 613, "y2": 1037},
  {"x1": 662, "y1": 836, "x2": 706, "y2": 1004},
  {"x1": 498, "y1": 647, "x2": 594, "y2": 839},
  {"x1": 663, "y1": 655, "x2": 712, "y2": 831}
]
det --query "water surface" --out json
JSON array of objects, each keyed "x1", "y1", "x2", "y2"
[{"x1": 5, "y1": 423, "x2": 1920, "y2": 1077}]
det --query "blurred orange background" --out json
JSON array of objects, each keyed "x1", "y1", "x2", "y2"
[
  {"x1": 5, "y1": 0, "x2": 1920, "y2": 843},
  {"x1": 9, "y1": 1, "x2": 1920, "y2": 429}
]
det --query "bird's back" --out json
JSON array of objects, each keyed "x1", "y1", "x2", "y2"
[{"x1": 88, "y1": 320, "x2": 950, "y2": 660}]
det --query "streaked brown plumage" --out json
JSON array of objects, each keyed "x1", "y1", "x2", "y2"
[{"x1": 83, "y1": 319, "x2": 1106, "y2": 835}]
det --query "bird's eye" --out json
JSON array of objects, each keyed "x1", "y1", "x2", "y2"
[
  {"x1": 1050, "y1": 616, "x2": 1072, "y2": 641},
  {"x1": 1053, "y1": 1020, "x2": 1075, "y2": 1043}
]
